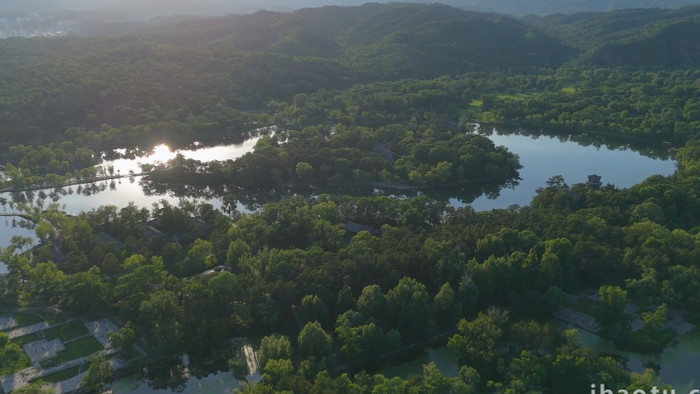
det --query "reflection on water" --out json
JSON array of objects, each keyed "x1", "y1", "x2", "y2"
[
  {"x1": 0, "y1": 216, "x2": 37, "y2": 273},
  {"x1": 101, "y1": 137, "x2": 262, "y2": 177},
  {"x1": 179, "y1": 138, "x2": 261, "y2": 162},
  {"x1": 150, "y1": 144, "x2": 177, "y2": 164},
  {"x1": 110, "y1": 345, "x2": 261, "y2": 394},
  {"x1": 0, "y1": 139, "x2": 264, "y2": 217}
]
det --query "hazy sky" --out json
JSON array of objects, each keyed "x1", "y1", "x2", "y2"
[
  {"x1": 3, "y1": 0, "x2": 700, "y2": 20},
  {"x1": 0, "y1": 0, "x2": 381, "y2": 14}
]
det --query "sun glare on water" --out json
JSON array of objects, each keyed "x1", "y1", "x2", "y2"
[{"x1": 149, "y1": 144, "x2": 176, "y2": 163}]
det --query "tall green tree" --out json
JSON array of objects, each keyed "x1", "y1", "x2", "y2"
[
  {"x1": 596, "y1": 285, "x2": 629, "y2": 328},
  {"x1": 357, "y1": 284, "x2": 387, "y2": 324},
  {"x1": 433, "y1": 282, "x2": 463, "y2": 327},
  {"x1": 387, "y1": 277, "x2": 430, "y2": 341},
  {"x1": 259, "y1": 334, "x2": 293, "y2": 369},
  {"x1": 297, "y1": 321, "x2": 332, "y2": 360},
  {"x1": 80, "y1": 355, "x2": 112, "y2": 393},
  {"x1": 448, "y1": 312, "x2": 503, "y2": 374}
]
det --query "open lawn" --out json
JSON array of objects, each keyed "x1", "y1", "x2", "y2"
[
  {"x1": 12, "y1": 313, "x2": 45, "y2": 328},
  {"x1": 41, "y1": 313, "x2": 70, "y2": 325},
  {"x1": 36, "y1": 364, "x2": 83, "y2": 383},
  {"x1": 41, "y1": 320, "x2": 88, "y2": 342},
  {"x1": 497, "y1": 93, "x2": 536, "y2": 101},
  {"x1": 40, "y1": 336, "x2": 103, "y2": 368},
  {"x1": 10, "y1": 332, "x2": 41, "y2": 347}
]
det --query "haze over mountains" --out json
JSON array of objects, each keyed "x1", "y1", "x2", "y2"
[
  {"x1": 3, "y1": 0, "x2": 700, "y2": 39},
  {"x1": 0, "y1": 1, "x2": 699, "y2": 68},
  {"x1": 5, "y1": 0, "x2": 700, "y2": 17}
]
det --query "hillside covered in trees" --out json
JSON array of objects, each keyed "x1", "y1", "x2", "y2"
[{"x1": 1, "y1": 2, "x2": 700, "y2": 393}]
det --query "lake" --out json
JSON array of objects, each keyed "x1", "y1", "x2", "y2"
[
  {"x1": 0, "y1": 139, "x2": 261, "y2": 273},
  {"x1": 0, "y1": 129, "x2": 676, "y2": 219},
  {"x1": 0, "y1": 129, "x2": 676, "y2": 275},
  {"x1": 464, "y1": 128, "x2": 676, "y2": 210}
]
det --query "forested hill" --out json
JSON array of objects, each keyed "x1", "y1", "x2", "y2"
[
  {"x1": 134, "y1": 3, "x2": 575, "y2": 76},
  {"x1": 581, "y1": 21, "x2": 700, "y2": 67},
  {"x1": 0, "y1": 3, "x2": 575, "y2": 145},
  {"x1": 88, "y1": 2, "x2": 700, "y2": 71},
  {"x1": 2, "y1": 2, "x2": 700, "y2": 146},
  {"x1": 524, "y1": 5, "x2": 700, "y2": 67},
  {"x1": 445, "y1": 0, "x2": 700, "y2": 16},
  {"x1": 525, "y1": 5, "x2": 700, "y2": 47}
]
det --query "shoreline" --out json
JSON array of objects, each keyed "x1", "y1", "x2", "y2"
[{"x1": 0, "y1": 173, "x2": 143, "y2": 194}]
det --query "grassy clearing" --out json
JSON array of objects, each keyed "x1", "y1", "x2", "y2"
[
  {"x1": 42, "y1": 320, "x2": 88, "y2": 342},
  {"x1": 41, "y1": 336, "x2": 103, "y2": 368},
  {"x1": 469, "y1": 99, "x2": 483, "y2": 107},
  {"x1": 42, "y1": 313, "x2": 70, "y2": 325},
  {"x1": 11, "y1": 332, "x2": 41, "y2": 346},
  {"x1": 36, "y1": 364, "x2": 83, "y2": 383},
  {"x1": 560, "y1": 87, "x2": 576, "y2": 93},
  {"x1": 497, "y1": 93, "x2": 534, "y2": 101},
  {"x1": 12, "y1": 313, "x2": 45, "y2": 328}
]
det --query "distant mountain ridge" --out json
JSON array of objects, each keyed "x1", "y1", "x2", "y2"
[
  {"x1": 4, "y1": 0, "x2": 700, "y2": 19},
  {"x1": 582, "y1": 20, "x2": 700, "y2": 67},
  {"x1": 0, "y1": 1, "x2": 699, "y2": 145},
  {"x1": 524, "y1": 5, "x2": 700, "y2": 49},
  {"x1": 136, "y1": 3, "x2": 574, "y2": 77},
  {"x1": 523, "y1": 5, "x2": 700, "y2": 67},
  {"x1": 3, "y1": 2, "x2": 700, "y2": 70},
  {"x1": 442, "y1": 0, "x2": 700, "y2": 16}
]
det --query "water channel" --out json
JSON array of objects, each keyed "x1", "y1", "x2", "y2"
[{"x1": 0, "y1": 129, "x2": 684, "y2": 390}]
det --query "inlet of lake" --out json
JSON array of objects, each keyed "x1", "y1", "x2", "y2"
[{"x1": 1, "y1": 128, "x2": 691, "y2": 391}]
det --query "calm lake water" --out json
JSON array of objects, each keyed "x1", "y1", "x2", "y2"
[
  {"x1": 0, "y1": 140, "x2": 260, "y2": 272},
  {"x1": 465, "y1": 129, "x2": 676, "y2": 210},
  {"x1": 0, "y1": 130, "x2": 676, "y2": 222}
]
